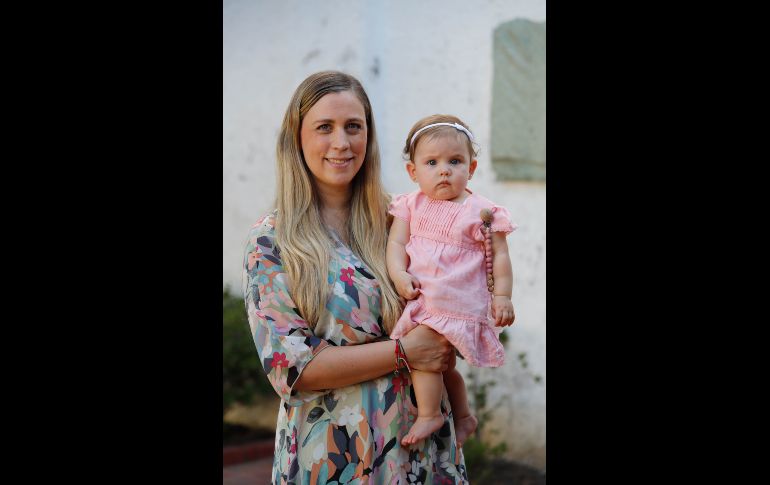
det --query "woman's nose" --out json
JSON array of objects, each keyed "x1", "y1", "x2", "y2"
[{"x1": 331, "y1": 130, "x2": 350, "y2": 150}]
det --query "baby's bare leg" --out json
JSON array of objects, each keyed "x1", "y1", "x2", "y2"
[
  {"x1": 444, "y1": 367, "x2": 478, "y2": 448},
  {"x1": 402, "y1": 369, "x2": 445, "y2": 445}
]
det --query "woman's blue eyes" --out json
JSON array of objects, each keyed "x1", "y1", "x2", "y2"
[{"x1": 317, "y1": 123, "x2": 362, "y2": 132}]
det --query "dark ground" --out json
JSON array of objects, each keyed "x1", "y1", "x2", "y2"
[
  {"x1": 223, "y1": 422, "x2": 274, "y2": 446},
  {"x1": 224, "y1": 424, "x2": 546, "y2": 484},
  {"x1": 473, "y1": 458, "x2": 546, "y2": 484}
]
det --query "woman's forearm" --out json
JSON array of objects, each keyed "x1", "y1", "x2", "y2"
[{"x1": 293, "y1": 339, "x2": 397, "y2": 391}]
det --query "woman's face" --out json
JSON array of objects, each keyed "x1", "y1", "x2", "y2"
[{"x1": 300, "y1": 90, "x2": 367, "y2": 195}]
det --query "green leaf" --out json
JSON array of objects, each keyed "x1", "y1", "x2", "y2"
[
  {"x1": 339, "y1": 462, "x2": 357, "y2": 484},
  {"x1": 318, "y1": 462, "x2": 328, "y2": 485},
  {"x1": 302, "y1": 418, "x2": 331, "y2": 447}
]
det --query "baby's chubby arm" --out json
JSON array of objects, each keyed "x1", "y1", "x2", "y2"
[
  {"x1": 491, "y1": 232, "x2": 516, "y2": 326},
  {"x1": 386, "y1": 217, "x2": 421, "y2": 300}
]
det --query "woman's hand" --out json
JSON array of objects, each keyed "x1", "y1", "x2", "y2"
[
  {"x1": 393, "y1": 270, "x2": 421, "y2": 300},
  {"x1": 399, "y1": 325, "x2": 452, "y2": 372}
]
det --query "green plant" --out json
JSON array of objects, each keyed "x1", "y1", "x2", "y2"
[
  {"x1": 463, "y1": 366, "x2": 509, "y2": 480},
  {"x1": 223, "y1": 286, "x2": 273, "y2": 414},
  {"x1": 462, "y1": 436, "x2": 508, "y2": 482},
  {"x1": 462, "y1": 328, "x2": 543, "y2": 479},
  {"x1": 517, "y1": 351, "x2": 543, "y2": 384}
]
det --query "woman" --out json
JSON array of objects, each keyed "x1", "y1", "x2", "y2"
[{"x1": 243, "y1": 71, "x2": 470, "y2": 484}]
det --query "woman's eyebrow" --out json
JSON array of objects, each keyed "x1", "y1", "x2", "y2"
[{"x1": 313, "y1": 117, "x2": 365, "y2": 124}]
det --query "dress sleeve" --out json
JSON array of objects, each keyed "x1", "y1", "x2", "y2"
[
  {"x1": 242, "y1": 213, "x2": 331, "y2": 406},
  {"x1": 472, "y1": 202, "x2": 518, "y2": 242},
  {"x1": 490, "y1": 204, "x2": 518, "y2": 234},
  {"x1": 387, "y1": 192, "x2": 411, "y2": 222}
]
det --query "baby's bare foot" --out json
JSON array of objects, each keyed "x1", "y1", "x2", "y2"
[
  {"x1": 401, "y1": 415, "x2": 445, "y2": 446},
  {"x1": 454, "y1": 414, "x2": 478, "y2": 449}
]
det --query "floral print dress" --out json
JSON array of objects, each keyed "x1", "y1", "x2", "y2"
[{"x1": 243, "y1": 211, "x2": 469, "y2": 485}]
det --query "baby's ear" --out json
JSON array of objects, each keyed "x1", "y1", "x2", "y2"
[
  {"x1": 469, "y1": 159, "x2": 478, "y2": 177},
  {"x1": 406, "y1": 162, "x2": 417, "y2": 182}
]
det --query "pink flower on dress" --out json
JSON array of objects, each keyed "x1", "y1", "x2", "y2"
[
  {"x1": 392, "y1": 374, "x2": 408, "y2": 395},
  {"x1": 350, "y1": 306, "x2": 376, "y2": 332},
  {"x1": 340, "y1": 267, "x2": 355, "y2": 286},
  {"x1": 272, "y1": 352, "x2": 289, "y2": 369},
  {"x1": 289, "y1": 427, "x2": 298, "y2": 454}
]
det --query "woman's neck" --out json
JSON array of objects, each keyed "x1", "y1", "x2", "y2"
[{"x1": 318, "y1": 186, "x2": 352, "y2": 243}]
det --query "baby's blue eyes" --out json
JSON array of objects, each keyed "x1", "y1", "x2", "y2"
[{"x1": 426, "y1": 159, "x2": 462, "y2": 165}]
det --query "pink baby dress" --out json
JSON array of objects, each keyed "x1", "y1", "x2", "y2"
[{"x1": 389, "y1": 189, "x2": 517, "y2": 367}]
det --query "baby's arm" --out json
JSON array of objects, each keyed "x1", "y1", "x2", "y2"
[
  {"x1": 490, "y1": 232, "x2": 516, "y2": 326},
  {"x1": 387, "y1": 217, "x2": 421, "y2": 300}
]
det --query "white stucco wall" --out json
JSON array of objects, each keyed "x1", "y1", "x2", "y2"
[{"x1": 224, "y1": 0, "x2": 546, "y2": 470}]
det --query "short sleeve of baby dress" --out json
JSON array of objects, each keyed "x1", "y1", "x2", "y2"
[{"x1": 388, "y1": 192, "x2": 412, "y2": 222}]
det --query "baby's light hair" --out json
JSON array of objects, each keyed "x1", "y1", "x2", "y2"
[{"x1": 403, "y1": 114, "x2": 479, "y2": 161}]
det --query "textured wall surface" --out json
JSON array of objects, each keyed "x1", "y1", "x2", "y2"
[{"x1": 223, "y1": 0, "x2": 546, "y2": 469}]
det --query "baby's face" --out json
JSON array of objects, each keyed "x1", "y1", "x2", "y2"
[{"x1": 407, "y1": 133, "x2": 477, "y2": 202}]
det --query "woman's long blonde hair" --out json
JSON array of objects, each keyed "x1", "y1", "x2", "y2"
[{"x1": 274, "y1": 71, "x2": 401, "y2": 333}]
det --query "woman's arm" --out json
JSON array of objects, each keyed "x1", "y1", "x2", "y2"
[
  {"x1": 294, "y1": 325, "x2": 452, "y2": 391},
  {"x1": 386, "y1": 217, "x2": 421, "y2": 300},
  {"x1": 245, "y1": 215, "x2": 451, "y2": 400},
  {"x1": 244, "y1": 216, "x2": 332, "y2": 405}
]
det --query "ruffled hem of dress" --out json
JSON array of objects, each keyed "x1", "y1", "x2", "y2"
[{"x1": 391, "y1": 300, "x2": 505, "y2": 368}]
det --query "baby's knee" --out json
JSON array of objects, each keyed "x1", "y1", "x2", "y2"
[{"x1": 443, "y1": 366, "x2": 463, "y2": 385}]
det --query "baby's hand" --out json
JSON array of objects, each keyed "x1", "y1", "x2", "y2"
[
  {"x1": 491, "y1": 296, "x2": 515, "y2": 327},
  {"x1": 394, "y1": 271, "x2": 421, "y2": 300}
]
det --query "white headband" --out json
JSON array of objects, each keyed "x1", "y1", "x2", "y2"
[{"x1": 409, "y1": 122, "x2": 474, "y2": 148}]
